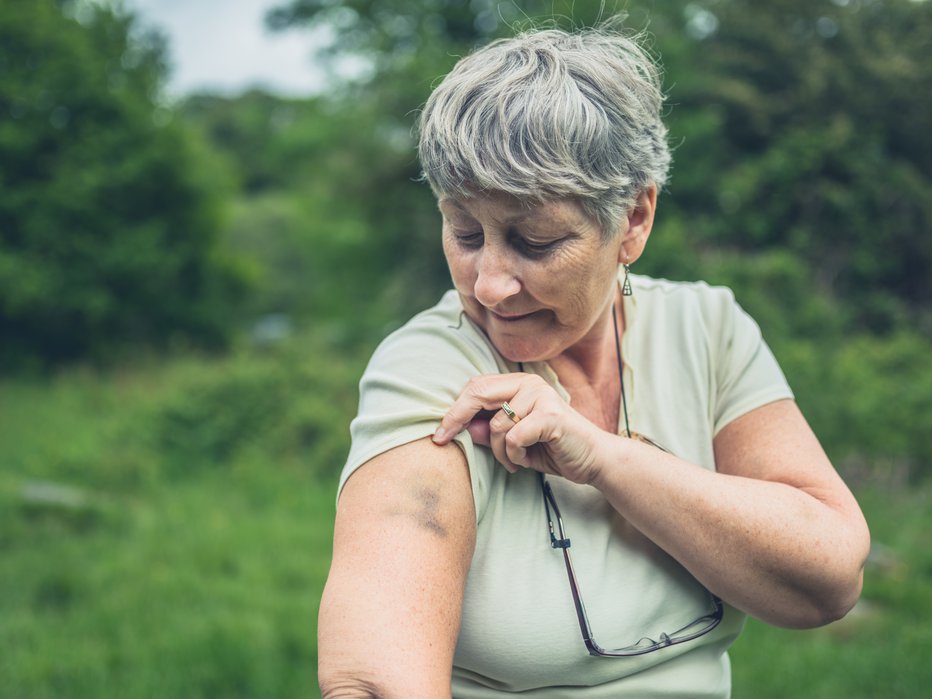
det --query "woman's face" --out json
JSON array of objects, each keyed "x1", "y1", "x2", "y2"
[{"x1": 439, "y1": 193, "x2": 626, "y2": 363}]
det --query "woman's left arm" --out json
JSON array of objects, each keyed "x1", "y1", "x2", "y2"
[
  {"x1": 434, "y1": 376, "x2": 870, "y2": 629},
  {"x1": 590, "y1": 398, "x2": 870, "y2": 629}
]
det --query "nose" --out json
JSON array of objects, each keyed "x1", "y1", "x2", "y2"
[{"x1": 473, "y1": 245, "x2": 521, "y2": 307}]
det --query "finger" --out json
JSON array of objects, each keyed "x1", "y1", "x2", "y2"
[
  {"x1": 466, "y1": 418, "x2": 491, "y2": 446},
  {"x1": 503, "y1": 417, "x2": 540, "y2": 469},
  {"x1": 432, "y1": 374, "x2": 531, "y2": 444},
  {"x1": 483, "y1": 390, "x2": 552, "y2": 472},
  {"x1": 488, "y1": 405, "x2": 524, "y2": 472},
  {"x1": 503, "y1": 436, "x2": 529, "y2": 469},
  {"x1": 461, "y1": 408, "x2": 495, "y2": 447},
  {"x1": 502, "y1": 413, "x2": 562, "y2": 475}
]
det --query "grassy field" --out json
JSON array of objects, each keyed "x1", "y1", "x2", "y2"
[{"x1": 1, "y1": 342, "x2": 929, "y2": 698}]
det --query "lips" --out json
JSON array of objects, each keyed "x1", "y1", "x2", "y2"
[{"x1": 489, "y1": 309, "x2": 535, "y2": 322}]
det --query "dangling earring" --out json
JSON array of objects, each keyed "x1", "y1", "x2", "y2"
[{"x1": 622, "y1": 263, "x2": 633, "y2": 296}]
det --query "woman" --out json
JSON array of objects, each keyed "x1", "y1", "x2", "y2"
[{"x1": 318, "y1": 25, "x2": 870, "y2": 698}]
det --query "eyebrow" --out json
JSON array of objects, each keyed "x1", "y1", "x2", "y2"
[{"x1": 438, "y1": 198, "x2": 536, "y2": 226}]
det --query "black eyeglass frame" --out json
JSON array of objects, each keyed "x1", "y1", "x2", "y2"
[{"x1": 539, "y1": 470, "x2": 724, "y2": 657}]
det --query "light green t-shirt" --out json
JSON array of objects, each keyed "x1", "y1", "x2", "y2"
[{"x1": 339, "y1": 274, "x2": 794, "y2": 698}]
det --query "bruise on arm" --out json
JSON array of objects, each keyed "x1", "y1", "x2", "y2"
[
  {"x1": 410, "y1": 485, "x2": 448, "y2": 538},
  {"x1": 336, "y1": 437, "x2": 476, "y2": 557},
  {"x1": 384, "y1": 480, "x2": 451, "y2": 539},
  {"x1": 352, "y1": 437, "x2": 476, "y2": 542}
]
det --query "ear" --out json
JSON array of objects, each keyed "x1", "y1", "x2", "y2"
[{"x1": 617, "y1": 185, "x2": 657, "y2": 265}]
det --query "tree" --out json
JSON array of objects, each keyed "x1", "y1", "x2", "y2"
[
  {"x1": 0, "y1": 0, "x2": 246, "y2": 370},
  {"x1": 180, "y1": 90, "x2": 415, "y2": 332},
  {"x1": 267, "y1": 0, "x2": 931, "y2": 335},
  {"x1": 657, "y1": 0, "x2": 932, "y2": 332}
]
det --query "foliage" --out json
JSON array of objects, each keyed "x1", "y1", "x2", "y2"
[
  {"x1": 778, "y1": 330, "x2": 932, "y2": 485},
  {"x1": 265, "y1": 0, "x2": 932, "y2": 330},
  {"x1": 147, "y1": 343, "x2": 363, "y2": 481},
  {"x1": 0, "y1": 468, "x2": 328, "y2": 698},
  {"x1": 0, "y1": 341, "x2": 364, "y2": 491},
  {"x1": 658, "y1": 0, "x2": 932, "y2": 333},
  {"x1": 0, "y1": 334, "x2": 366, "y2": 696},
  {"x1": 179, "y1": 91, "x2": 445, "y2": 333},
  {"x1": 0, "y1": 0, "x2": 247, "y2": 371}
]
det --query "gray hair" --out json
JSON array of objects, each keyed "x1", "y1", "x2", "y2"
[{"x1": 417, "y1": 24, "x2": 670, "y2": 237}]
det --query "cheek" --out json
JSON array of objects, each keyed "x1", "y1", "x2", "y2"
[
  {"x1": 539, "y1": 251, "x2": 616, "y2": 315},
  {"x1": 536, "y1": 252, "x2": 597, "y2": 298},
  {"x1": 442, "y1": 239, "x2": 475, "y2": 288}
]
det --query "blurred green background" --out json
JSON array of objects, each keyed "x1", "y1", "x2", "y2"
[{"x1": 1, "y1": 0, "x2": 930, "y2": 696}]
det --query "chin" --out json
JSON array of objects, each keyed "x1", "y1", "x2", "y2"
[
  {"x1": 464, "y1": 303, "x2": 563, "y2": 362},
  {"x1": 490, "y1": 336, "x2": 558, "y2": 364}
]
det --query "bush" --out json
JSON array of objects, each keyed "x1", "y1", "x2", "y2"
[
  {"x1": 779, "y1": 330, "x2": 932, "y2": 484},
  {"x1": 0, "y1": 0, "x2": 247, "y2": 371}
]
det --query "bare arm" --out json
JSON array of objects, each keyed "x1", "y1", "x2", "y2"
[
  {"x1": 318, "y1": 438, "x2": 476, "y2": 698},
  {"x1": 588, "y1": 399, "x2": 870, "y2": 628}
]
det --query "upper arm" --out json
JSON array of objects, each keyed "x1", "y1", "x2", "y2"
[
  {"x1": 714, "y1": 399, "x2": 869, "y2": 543},
  {"x1": 318, "y1": 437, "x2": 476, "y2": 698}
]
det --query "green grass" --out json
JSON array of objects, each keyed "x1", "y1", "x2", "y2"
[
  {"x1": 0, "y1": 340, "x2": 356, "y2": 698},
  {"x1": 0, "y1": 470, "x2": 333, "y2": 698},
  {"x1": 1, "y1": 344, "x2": 930, "y2": 698}
]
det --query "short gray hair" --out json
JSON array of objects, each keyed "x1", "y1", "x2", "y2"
[{"x1": 417, "y1": 24, "x2": 670, "y2": 237}]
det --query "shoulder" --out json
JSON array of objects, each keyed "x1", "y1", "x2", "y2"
[
  {"x1": 345, "y1": 291, "x2": 504, "y2": 517},
  {"x1": 624, "y1": 275, "x2": 792, "y2": 441},
  {"x1": 368, "y1": 290, "x2": 501, "y2": 377},
  {"x1": 628, "y1": 275, "x2": 774, "y2": 386},
  {"x1": 629, "y1": 275, "x2": 748, "y2": 344},
  {"x1": 632, "y1": 275, "x2": 739, "y2": 313}
]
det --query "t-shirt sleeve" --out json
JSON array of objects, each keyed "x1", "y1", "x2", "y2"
[
  {"x1": 339, "y1": 314, "x2": 500, "y2": 523},
  {"x1": 709, "y1": 288, "x2": 795, "y2": 436}
]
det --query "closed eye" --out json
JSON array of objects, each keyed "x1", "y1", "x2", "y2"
[
  {"x1": 514, "y1": 237, "x2": 563, "y2": 258},
  {"x1": 453, "y1": 231, "x2": 484, "y2": 248}
]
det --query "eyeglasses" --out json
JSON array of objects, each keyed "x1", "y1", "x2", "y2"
[{"x1": 538, "y1": 437, "x2": 724, "y2": 657}]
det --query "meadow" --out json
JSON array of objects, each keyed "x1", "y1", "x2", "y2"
[{"x1": 2, "y1": 336, "x2": 929, "y2": 698}]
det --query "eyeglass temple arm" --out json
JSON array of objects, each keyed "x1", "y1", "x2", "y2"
[
  {"x1": 539, "y1": 474, "x2": 570, "y2": 548},
  {"x1": 559, "y1": 529, "x2": 600, "y2": 652},
  {"x1": 538, "y1": 476, "x2": 725, "y2": 658},
  {"x1": 539, "y1": 474, "x2": 598, "y2": 648}
]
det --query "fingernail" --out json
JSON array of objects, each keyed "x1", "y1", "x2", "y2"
[{"x1": 432, "y1": 427, "x2": 448, "y2": 443}]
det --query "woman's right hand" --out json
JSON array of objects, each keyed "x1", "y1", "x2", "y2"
[{"x1": 432, "y1": 372, "x2": 615, "y2": 486}]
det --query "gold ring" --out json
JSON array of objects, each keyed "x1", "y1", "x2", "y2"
[{"x1": 501, "y1": 401, "x2": 520, "y2": 424}]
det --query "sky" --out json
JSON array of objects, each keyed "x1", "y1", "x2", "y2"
[
  {"x1": 126, "y1": 0, "x2": 330, "y2": 97},
  {"x1": 124, "y1": 0, "x2": 930, "y2": 98}
]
